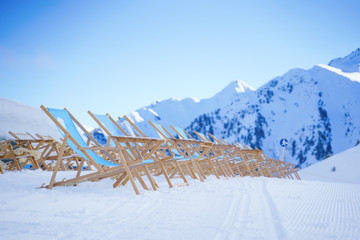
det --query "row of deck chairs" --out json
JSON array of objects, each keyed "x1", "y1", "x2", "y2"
[
  {"x1": 0, "y1": 105, "x2": 300, "y2": 194},
  {"x1": 0, "y1": 131, "x2": 91, "y2": 173}
]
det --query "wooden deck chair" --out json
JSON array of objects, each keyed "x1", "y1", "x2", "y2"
[
  {"x1": 284, "y1": 161, "x2": 301, "y2": 180},
  {"x1": 270, "y1": 158, "x2": 301, "y2": 180},
  {"x1": 170, "y1": 126, "x2": 232, "y2": 179},
  {"x1": 193, "y1": 131, "x2": 241, "y2": 178},
  {"x1": 117, "y1": 115, "x2": 190, "y2": 188},
  {"x1": 0, "y1": 138, "x2": 48, "y2": 171},
  {"x1": 148, "y1": 121, "x2": 213, "y2": 182},
  {"x1": 237, "y1": 143, "x2": 301, "y2": 180},
  {"x1": 165, "y1": 125, "x2": 226, "y2": 179},
  {"x1": 206, "y1": 133, "x2": 267, "y2": 178},
  {"x1": 118, "y1": 118, "x2": 197, "y2": 182},
  {"x1": 196, "y1": 131, "x2": 249, "y2": 178},
  {"x1": 256, "y1": 151, "x2": 292, "y2": 179},
  {"x1": 7, "y1": 131, "x2": 87, "y2": 172},
  {"x1": 84, "y1": 111, "x2": 176, "y2": 188},
  {"x1": 88, "y1": 111, "x2": 188, "y2": 189},
  {"x1": 192, "y1": 133, "x2": 254, "y2": 178},
  {"x1": 235, "y1": 144, "x2": 276, "y2": 178},
  {"x1": 40, "y1": 105, "x2": 165, "y2": 195},
  {"x1": 234, "y1": 142, "x2": 299, "y2": 179}
]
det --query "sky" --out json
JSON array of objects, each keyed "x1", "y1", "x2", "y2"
[{"x1": 1, "y1": 0, "x2": 360, "y2": 126}]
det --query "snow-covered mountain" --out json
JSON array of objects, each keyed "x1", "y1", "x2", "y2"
[
  {"x1": 328, "y1": 48, "x2": 360, "y2": 73},
  {"x1": 0, "y1": 98, "x2": 60, "y2": 140},
  {"x1": 127, "y1": 49, "x2": 360, "y2": 168},
  {"x1": 124, "y1": 80, "x2": 255, "y2": 138}
]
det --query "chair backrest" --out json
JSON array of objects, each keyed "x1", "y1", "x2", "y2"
[
  {"x1": 46, "y1": 107, "x2": 119, "y2": 167},
  {"x1": 118, "y1": 117, "x2": 137, "y2": 137},
  {"x1": 93, "y1": 113, "x2": 125, "y2": 137},
  {"x1": 197, "y1": 132, "x2": 208, "y2": 141},
  {"x1": 172, "y1": 126, "x2": 190, "y2": 140},
  {"x1": 150, "y1": 122, "x2": 170, "y2": 139},
  {"x1": 8, "y1": 131, "x2": 36, "y2": 140},
  {"x1": 89, "y1": 112, "x2": 124, "y2": 147}
]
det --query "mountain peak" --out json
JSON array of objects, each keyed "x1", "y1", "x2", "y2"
[
  {"x1": 220, "y1": 80, "x2": 254, "y2": 94},
  {"x1": 212, "y1": 80, "x2": 254, "y2": 102},
  {"x1": 328, "y1": 48, "x2": 360, "y2": 73},
  {"x1": 231, "y1": 80, "x2": 255, "y2": 93}
]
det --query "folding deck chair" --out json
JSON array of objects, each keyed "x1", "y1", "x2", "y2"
[
  {"x1": 195, "y1": 132, "x2": 266, "y2": 178},
  {"x1": 40, "y1": 105, "x2": 166, "y2": 195},
  {"x1": 209, "y1": 134, "x2": 301, "y2": 180},
  {"x1": 204, "y1": 133, "x2": 268, "y2": 177},
  {"x1": 0, "y1": 140, "x2": 37, "y2": 171},
  {"x1": 88, "y1": 111, "x2": 189, "y2": 190},
  {"x1": 233, "y1": 141, "x2": 300, "y2": 180},
  {"x1": 6, "y1": 131, "x2": 87, "y2": 172},
  {"x1": 147, "y1": 121, "x2": 217, "y2": 182},
  {"x1": 116, "y1": 115, "x2": 203, "y2": 186},
  {"x1": 116, "y1": 115, "x2": 190, "y2": 188},
  {"x1": 170, "y1": 126, "x2": 234, "y2": 179}
]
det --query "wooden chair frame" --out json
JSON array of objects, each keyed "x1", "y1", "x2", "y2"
[
  {"x1": 113, "y1": 114, "x2": 190, "y2": 188},
  {"x1": 40, "y1": 105, "x2": 167, "y2": 195}
]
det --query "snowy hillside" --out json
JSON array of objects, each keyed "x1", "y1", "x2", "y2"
[
  {"x1": 300, "y1": 144, "x2": 360, "y2": 184},
  {"x1": 125, "y1": 49, "x2": 360, "y2": 168},
  {"x1": 0, "y1": 98, "x2": 60, "y2": 140}
]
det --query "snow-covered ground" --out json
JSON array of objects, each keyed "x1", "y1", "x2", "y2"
[
  {"x1": 1, "y1": 153, "x2": 360, "y2": 240},
  {"x1": 300, "y1": 144, "x2": 360, "y2": 184}
]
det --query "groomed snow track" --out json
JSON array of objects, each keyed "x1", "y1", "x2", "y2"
[{"x1": 0, "y1": 171, "x2": 359, "y2": 240}]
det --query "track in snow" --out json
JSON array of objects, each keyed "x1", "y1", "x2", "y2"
[
  {"x1": 267, "y1": 179, "x2": 360, "y2": 240},
  {"x1": 1, "y1": 172, "x2": 360, "y2": 240}
]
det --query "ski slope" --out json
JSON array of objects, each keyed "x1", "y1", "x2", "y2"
[{"x1": 1, "y1": 170, "x2": 359, "y2": 240}]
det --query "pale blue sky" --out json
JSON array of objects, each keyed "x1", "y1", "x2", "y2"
[{"x1": 1, "y1": 0, "x2": 359, "y2": 126}]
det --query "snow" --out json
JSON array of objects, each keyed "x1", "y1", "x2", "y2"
[
  {"x1": 0, "y1": 97, "x2": 60, "y2": 140},
  {"x1": 317, "y1": 64, "x2": 360, "y2": 82},
  {"x1": 300, "y1": 145, "x2": 360, "y2": 184},
  {"x1": 328, "y1": 48, "x2": 360, "y2": 73},
  {"x1": 1, "y1": 145, "x2": 360, "y2": 240}
]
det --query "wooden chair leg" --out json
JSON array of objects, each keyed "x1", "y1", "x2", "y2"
[
  {"x1": 159, "y1": 161, "x2": 174, "y2": 188},
  {"x1": 175, "y1": 160, "x2": 189, "y2": 185},
  {"x1": 133, "y1": 169, "x2": 149, "y2": 191},
  {"x1": 48, "y1": 134, "x2": 69, "y2": 189},
  {"x1": 185, "y1": 161, "x2": 197, "y2": 179},
  {"x1": 216, "y1": 159, "x2": 228, "y2": 178},
  {"x1": 8, "y1": 146, "x2": 21, "y2": 170},
  {"x1": 113, "y1": 172, "x2": 127, "y2": 188},
  {"x1": 76, "y1": 159, "x2": 85, "y2": 178},
  {"x1": 118, "y1": 150, "x2": 140, "y2": 195},
  {"x1": 233, "y1": 160, "x2": 242, "y2": 177},
  {"x1": 143, "y1": 165, "x2": 158, "y2": 190},
  {"x1": 190, "y1": 159, "x2": 204, "y2": 182}
]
